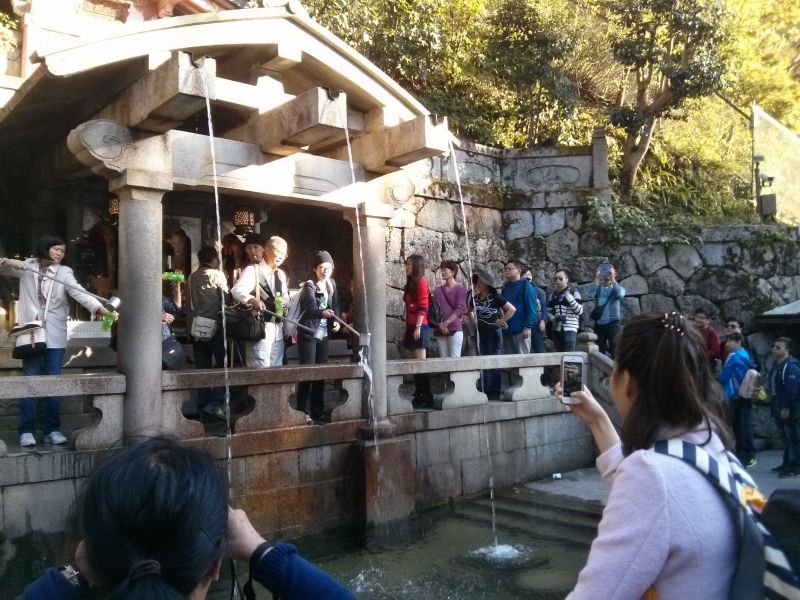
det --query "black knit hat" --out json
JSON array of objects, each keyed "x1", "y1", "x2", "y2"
[
  {"x1": 311, "y1": 250, "x2": 333, "y2": 268},
  {"x1": 243, "y1": 233, "x2": 267, "y2": 247}
]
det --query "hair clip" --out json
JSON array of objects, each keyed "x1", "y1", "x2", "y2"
[{"x1": 661, "y1": 311, "x2": 685, "y2": 336}]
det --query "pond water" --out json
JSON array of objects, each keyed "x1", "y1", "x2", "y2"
[{"x1": 210, "y1": 494, "x2": 594, "y2": 599}]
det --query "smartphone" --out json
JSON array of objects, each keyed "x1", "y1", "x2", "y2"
[
  {"x1": 561, "y1": 355, "x2": 584, "y2": 403},
  {"x1": 599, "y1": 262, "x2": 611, "y2": 277}
]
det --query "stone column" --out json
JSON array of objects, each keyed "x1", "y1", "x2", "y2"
[
  {"x1": 345, "y1": 201, "x2": 394, "y2": 431},
  {"x1": 67, "y1": 120, "x2": 174, "y2": 442},
  {"x1": 111, "y1": 171, "x2": 172, "y2": 440}
]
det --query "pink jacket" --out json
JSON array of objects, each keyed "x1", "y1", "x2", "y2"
[{"x1": 568, "y1": 429, "x2": 736, "y2": 600}]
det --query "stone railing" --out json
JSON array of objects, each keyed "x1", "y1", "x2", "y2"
[
  {"x1": 161, "y1": 364, "x2": 365, "y2": 439},
  {"x1": 387, "y1": 352, "x2": 579, "y2": 415},
  {"x1": 0, "y1": 373, "x2": 125, "y2": 456}
]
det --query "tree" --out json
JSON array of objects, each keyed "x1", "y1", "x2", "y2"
[
  {"x1": 599, "y1": 0, "x2": 730, "y2": 200},
  {"x1": 483, "y1": 0, "x2": 577, "y2": 146}
]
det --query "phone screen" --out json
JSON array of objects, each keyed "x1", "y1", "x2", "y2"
[
  {"x1": 562, "y1": 360, "x2": 583, "y2": 397},
  {"x1": 599, "y1": 262, "x2": 611, "y2": 277}
]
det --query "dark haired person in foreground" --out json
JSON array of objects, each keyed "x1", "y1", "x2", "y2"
[
  {"x1": 24, "y1": 437, "x2": 353, "y2": 599},
  {"x1": 559, "y1": 312, "x2": 736, "y2": 598}
]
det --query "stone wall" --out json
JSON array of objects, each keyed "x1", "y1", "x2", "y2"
[{"x1": 385, "y1": 136, "x2": 800, "y2": 361}]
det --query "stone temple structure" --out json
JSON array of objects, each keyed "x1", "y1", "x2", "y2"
[{"x1": 0, "y1": 1, "x2": 603, "y2": 549}]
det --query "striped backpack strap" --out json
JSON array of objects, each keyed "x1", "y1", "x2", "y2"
[{"x1": 653, "y1": 440, "x2": 800, "y2": 599}]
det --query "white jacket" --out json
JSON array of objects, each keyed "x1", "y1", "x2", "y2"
[{"x1": 1, "y1": 258, "x2": 103, "y2": 348}]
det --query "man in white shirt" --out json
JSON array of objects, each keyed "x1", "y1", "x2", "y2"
[{"x1": 231, "y1": 234, "x2": 289, "y2": 367}]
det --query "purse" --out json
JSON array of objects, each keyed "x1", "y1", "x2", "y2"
[
  {"x1": 9, "y1": 266, "x2": 60, "y2": 359},
  {"x1": 162, "y1": 334, "x2": 186, "y2": 369},
  {"x1": 225, "y1": 306, "x2": 265, "y2": 341},
  {"x1": 191, "y1": 315, "x2": 218, "y2": 341},
  {"x1": 225, "y1": 266, "x2": 267, "y2": 341}
]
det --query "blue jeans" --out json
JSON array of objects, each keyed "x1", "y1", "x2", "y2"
[
  {"x1": 477, "y1": 327, "x2": 502, "y2": 396},
  {"x1": 595, "y1": 320, "x2": 620, "y2": 358},
  {"x1": 19, "y1": 348, "x2": 65, "y2": 435},
  {"x1": 553, "y1": 330, "x2": 577, "y2": 352},
  {"x1": 192, "y1": 327, "x2": 226, "y2": 410}
]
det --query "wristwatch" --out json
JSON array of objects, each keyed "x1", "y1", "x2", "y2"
[{"x1": 58, "y1": 564, "x2": 88, "y2": 589}]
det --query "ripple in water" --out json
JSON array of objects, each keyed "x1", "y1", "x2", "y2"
[{"x1": 469, "y1": 543, "x2": 531, "y2": 565}]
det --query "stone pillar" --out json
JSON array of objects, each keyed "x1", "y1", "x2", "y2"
[
  {"x1": 345, "y1": 201, "x2": 394, "y2": 430},
  {"x1": 111, "y1": 172, "x2": 171, "y2": 440},
  {"x1": 67, "y1": 120, "x2": 174, "y2": 442},
  {"x1": 591, "y1": 126, "x2": 614, "y2": 224}
]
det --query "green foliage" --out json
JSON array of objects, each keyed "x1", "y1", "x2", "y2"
[{"x1": 0, "y1": 11, "x2": 17, "y2": 52}]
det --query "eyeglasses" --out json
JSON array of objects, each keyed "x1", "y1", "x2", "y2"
[
  {"x1": 725, "y1": 323, "x2": 738, "y2": 329},
  {"x1": 554, "y1": 276, "x2": 565, "y2": 281},
  {"x1": 773, "y1": 344, "x2": 786, "y2": 350}
]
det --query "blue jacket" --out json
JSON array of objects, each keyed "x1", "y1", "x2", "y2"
[
  {"x1": 500, "y1": 278, "x2": 539, "y2": 334},
  {"x1": 587, "y1": 282, "x2": 625, "y2": 324},
  {"x1": 718, "y1": 347, "x2": 757, "y2": 401},
  {"x1": 25, "y1": 542, "x2": 353, "y2": 599},
  {"x1": 769, "y1": 357, "x2": 800, "y2": 417}
]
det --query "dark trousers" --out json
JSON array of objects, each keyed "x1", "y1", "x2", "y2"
[
  {"x1": 595, "y1": 320, "x2": 620, "y2": 358},
  {"x1": 477, "y1": 327, "x2": 502, "y2": 396},
  {"x1": 297, "y1": 336, "x2": 329, "y2": 420},
  {"x1": 553, "y1": 330, "x2": 577, "y2": 352},
  {"x1": 192, "y1": 327, "x2": 226, "y2": 410},
  {"x1": 730, "y1": 398, "x2": 755, "y2": 462},
  {"x1": 531, "y1": 328, "x2": 545, "y2": 353},
  {"x1": 777, "y1": 416, "x2": 800, "y2": 468},
  {"x1": 20, "y1": 348, "x2": 65, "y2": 434}
]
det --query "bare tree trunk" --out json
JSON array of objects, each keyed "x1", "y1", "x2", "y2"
[{"x1": 619, "y1": 115, "x2": 657, "y2": 201}]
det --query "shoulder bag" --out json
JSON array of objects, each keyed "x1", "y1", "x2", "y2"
[
  {"x1": 225, "y1": 266, "x2": 266, "y2": 341},
  {"x1": 9, "y1": 266, "x2": 60, "y2": 359}
]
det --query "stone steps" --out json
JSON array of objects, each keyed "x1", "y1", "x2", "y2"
[{"x1": 454, "y1": 492, "x2": 599, "y2": 548}]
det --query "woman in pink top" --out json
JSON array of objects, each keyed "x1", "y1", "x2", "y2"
[
  {"x1": 559, "y1": 311, "x2": 736, "y2": 599},
  {"x1": 433, "y1": 260, "x2": 467, "y2": 358}
]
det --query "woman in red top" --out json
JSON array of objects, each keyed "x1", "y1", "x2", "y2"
[{"x1": 403, "y1": 254, "x2": 432, "y2": 408}]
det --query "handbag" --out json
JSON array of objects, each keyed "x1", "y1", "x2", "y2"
[
  {"x1": 9, "y1": 265, "x2": 60, "y2": 359},
  {"x1": 590, "y1": 286, "x2": 617, "y2": 322},
  {"x1": 225, "y1": 306, "x2": 265, "y2": 341},
  {"x1": 225, "y1": 265, "x2": 267, "y2": 341},
  {"x1": 428, "y1": 290, "x2": 442, "y2": 329},
  {"x1": 191, "y1": 315, "x2": 218, "y2": 341},
  {"x1": 162, "y1": 334, "x2": 186, "y2": 369}
]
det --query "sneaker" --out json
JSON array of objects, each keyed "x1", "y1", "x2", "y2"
[
  {"x1": 745, "y1": 458, "x2": 757, "y2": 468},
  {"x1": 778, "y1": 469, "x2": 799, "y2": 479},
  {"x1": 305, "y1": 413, "x2": 314, "y2": 425},
  {"x1": 20, "y1": 432, "x2": 36, "y2": 447},
  {"x1": 772, "y1": 463, "x2": 788, "y2": 472},
  {"x1": 202, "y1": 405, "x2": 227, "y2": 421},
  {"x1": 44, "y1": 431, "x2": 67, "y2": 445}
]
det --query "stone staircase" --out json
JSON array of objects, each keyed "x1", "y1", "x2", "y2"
[{"x1": 453, "y1": 486, "x2": 602, "y2": 549}]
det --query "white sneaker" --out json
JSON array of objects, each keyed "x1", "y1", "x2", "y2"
[
  {"x1": 20, "y1": 432, "x2": 36, "y2": 447},
  {"x1": 44, "y1": 431, "x2": 67, "y2": 445}
]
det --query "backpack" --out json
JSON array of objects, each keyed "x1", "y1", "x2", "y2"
[
  {"x1": 428, "y1": 290, "x2": 442, "y2": 329},
  {"x1": 654, "y1": 440, "x2": 800, "y2": 599},
  {"x1": 738, "y1": 368, "x2": 762, "y2": 400},
  {"x1": 281, "y1": 289, "x2": 304, "y2": 338}
]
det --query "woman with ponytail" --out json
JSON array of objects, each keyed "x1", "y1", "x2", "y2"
[
  {"x1": 24, "y1": 437, "x2": 352, "y2": 599},
  {"x1": 560, "y1": 312, "x2": 737, "y2": 599}
]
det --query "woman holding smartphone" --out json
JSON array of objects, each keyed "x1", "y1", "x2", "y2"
[{"x1": 559, "y1": 311, "x2": 736, "y2": 598}]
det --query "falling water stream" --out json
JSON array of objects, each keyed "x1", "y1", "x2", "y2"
[
  {"x1": 447, "y1": 138, "x2": 524, "y2": 563},
  {"x1": 197, "y1": 64, "x2": 241, "y2": 598}
]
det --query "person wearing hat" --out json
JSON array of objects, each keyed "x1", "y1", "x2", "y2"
[
  {"x1": 231, "y1": 233, "x2": 289, "y2": 367},
  {"x1": 467, "y1": 269, "x2": 516, "y2": 401},
  {"x1": 296, "y1": 250, "x2": 340, "y2": 424}
]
